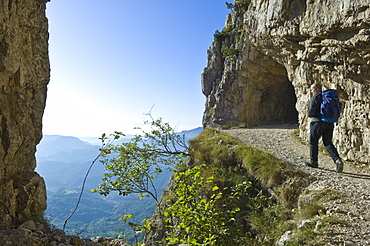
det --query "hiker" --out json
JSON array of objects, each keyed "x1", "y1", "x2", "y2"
[{"x1": 306, "y1": 82, "x2": 344, "y2": 173}]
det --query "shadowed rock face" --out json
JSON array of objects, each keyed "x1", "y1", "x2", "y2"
[
  {"x1": 0, "y1": 0, "x2": 49, "y2": 229},
  {"x1": 202, "y1": 0, "x2": 370, "y2": 163}
]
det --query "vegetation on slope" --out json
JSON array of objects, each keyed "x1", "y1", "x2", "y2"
[
  {"x1": 154, "y1": 128, "x2": 341, "y2": 245},
  {"x1": 41, "y1": 126, "x2": 343, "y2": 245}
]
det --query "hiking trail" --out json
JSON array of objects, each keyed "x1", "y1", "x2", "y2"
[{"x1": 224, "y1": 125, "x2": 370, "y2": 245}]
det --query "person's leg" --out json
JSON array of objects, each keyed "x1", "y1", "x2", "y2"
[
  {"x1": 322, "y1": 123, "x2": 340, "y2": 162},
  {"x1": 322, "y1": 122, "x2": 343, "y2": 173},
  {"x1": 309, "y1": 121, "x2": 322, "y2": 165}
]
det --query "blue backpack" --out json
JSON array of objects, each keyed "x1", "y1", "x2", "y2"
[{"x1": 320, "y1": 89, "x2": 342, "y2": 123}]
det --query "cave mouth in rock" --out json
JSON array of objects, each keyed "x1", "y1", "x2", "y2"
[
  {"x1": 253, "y1": 64, "x2": 299, "y2": 127},
  {"x1": 267, "y1": 78, "x2": 298, "y2": 126}
]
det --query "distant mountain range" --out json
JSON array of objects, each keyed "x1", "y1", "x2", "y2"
[{"x1": 35, "y1": 127, "x2": 202, "y2": 241}]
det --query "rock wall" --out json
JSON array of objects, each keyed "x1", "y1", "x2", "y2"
[
  {"x1": 202, "y1": 0, "x2": 370, "y2": 164},
  {"x1": 0, "y1": 0, "x2": 49, "y2": 229}
]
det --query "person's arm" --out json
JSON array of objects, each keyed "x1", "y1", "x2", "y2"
[{"x1": 307, "y1": 93, "x2": 322, "y2": 118}]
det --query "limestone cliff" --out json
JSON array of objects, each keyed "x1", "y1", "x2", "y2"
[
  {"x1": 0, "y1": 0, "x2": 49, "y2": 229},
  {"x1": 202, "y1": 0, "x2": 370, "y2": 164}
]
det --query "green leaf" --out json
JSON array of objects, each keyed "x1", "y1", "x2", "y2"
[
  {"x1": 212, "y1": 186, "x2": 219, "y2": 191},
  {"x1": 121, "y1": 214, "x2": 134, "y2": 224}
]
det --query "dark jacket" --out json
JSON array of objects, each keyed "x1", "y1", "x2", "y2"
[{"x1": 307, "y1": 92, "x2": 322, "y2": 122}]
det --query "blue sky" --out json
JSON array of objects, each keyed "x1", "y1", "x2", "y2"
[{"x1": 43, "y1": 0, "x2": 230, "y2": 138}]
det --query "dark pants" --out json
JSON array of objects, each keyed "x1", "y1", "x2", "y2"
[{"x1": 309, "y1": 121, "x2": 340, "y2": 163}]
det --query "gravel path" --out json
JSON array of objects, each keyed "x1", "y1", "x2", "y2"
[{"x1": 224, "y1": 125, "x2": 370, "y2": 246}]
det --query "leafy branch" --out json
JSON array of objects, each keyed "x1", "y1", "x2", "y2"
[
  {"x1": 226, "y1": 0, "x2": 252, "y2": 10},
  {"x1": 91, "y1": 114, "x2": 189, "y2": 204}
]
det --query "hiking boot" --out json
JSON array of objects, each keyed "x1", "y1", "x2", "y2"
[
  {"x1": 305, "y1": 161, "x2": 318, "y2": 168},
  {"x1": 335, "y1": 159, "x2": 344, "y2": 173}
]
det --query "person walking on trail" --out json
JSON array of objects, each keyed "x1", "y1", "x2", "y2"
[{"x1": 306, "y1": 82, "x2": 344, "y2": 173}]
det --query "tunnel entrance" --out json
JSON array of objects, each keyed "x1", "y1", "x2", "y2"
[
  {"x1": 202, "y1": 51, "x2": 299, "y2": 129},
  {"x1": 259, "y1": 78, "x2": 298, "y2": 126},
  {"x1": 236, "y1": 51, "x2": 299, "y2": 128}
]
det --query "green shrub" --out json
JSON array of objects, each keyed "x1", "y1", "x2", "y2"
[
  {"x1": 235, "y1": 0, "x2": 251, "y2": 5},
  {"x1": 213, "y1": 25, "x2": 233, "y2": 42},
  {"x1": 225, "y1": 2, "x2": 234, "y2": 9},
  {"x1": 164, "y1": 165, "x2": 255, "y2": 245},
  {"x1": 213, "y1": 29, "x2": 230, "y2": 42},
  {"x1": 221, "y1": 46, "x2": 240, "y2": 60},
  {"x1": 235, "y1": 0, "x2": 252, "y2": 8},
  {"x1": 226, "y1": 0, "x2": 251, "y2": 10}
]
